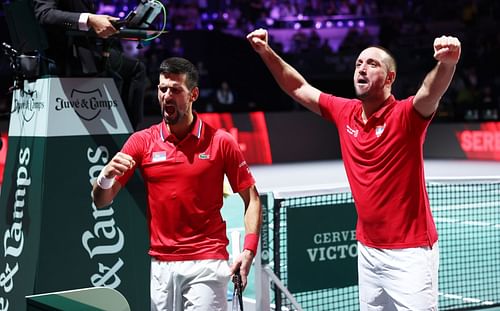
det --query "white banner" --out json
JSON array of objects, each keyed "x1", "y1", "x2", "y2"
[{"x1": 9, "y1": 78, "x2": 132, "y2": 137}]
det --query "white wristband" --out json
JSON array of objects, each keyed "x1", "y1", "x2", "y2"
[{"x1": 97, "y1": 171, "x2": 115, "y2": 189}]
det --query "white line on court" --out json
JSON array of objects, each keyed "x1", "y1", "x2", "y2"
[{"x1": 439, "y1": 292, "x2": 495, "y2": 306}]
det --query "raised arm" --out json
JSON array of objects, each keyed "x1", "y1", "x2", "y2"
[
  {"x1": 92, "y1": 152, "x2": 135, "y2": 208},
  {"x1": 230, "y1": 184, "x2": 262, "y2": 289},
  {"x1": 413, "y1": 35, "x2": 461, "y2": 118},
  {"x1": 247, "y1": 28, "x2": 322, "y2": 115}
]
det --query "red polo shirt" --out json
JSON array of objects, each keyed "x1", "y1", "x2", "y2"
[
  {"x1": 319, "y1": 94, "x2": 438, "y2": 249},
  {"x1": 115, "y1": 114, "x2": 255, "y2": 260}
]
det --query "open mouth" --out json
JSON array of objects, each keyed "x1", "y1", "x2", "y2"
[
  {"x1": 357, "y1": 77, "x2": 368, "y2": 85},
  {"x1": 165, "y1": 105, "x2": 176, "y2": 115}
]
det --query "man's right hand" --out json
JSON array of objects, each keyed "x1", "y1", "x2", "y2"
[
  {"x1": 246, "y1": 28, "x2": 269, "y2": 54},
  {"x1": 92, "y1": 152, "x2": 134, "y2": 208},
  {"x1": 88, "y1": 14, "x2": 119, "y2": 38},
  {"x1": 102, "y1": 152, "x2": 136, "y2": 179}
]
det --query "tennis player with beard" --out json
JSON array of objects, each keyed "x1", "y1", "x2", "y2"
[
  {"x1": 92, "y1": 57, "x2": 261, "y2": 311},
  {"x1": 247, "y1": 28, "x2": 460, "y2": 310}
]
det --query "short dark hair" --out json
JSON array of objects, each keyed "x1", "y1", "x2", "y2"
[
  {"x1": 368, "y1": 45, "x2": 397, "y2": 73},
  {"x1": 159, "y1": 57, "x2": 199, "y2": 90}
]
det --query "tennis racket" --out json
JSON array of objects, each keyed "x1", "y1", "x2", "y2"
[{"x1": 231, "y1": 230, "x2": 244, "y2": 311}]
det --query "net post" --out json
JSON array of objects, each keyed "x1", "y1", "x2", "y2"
[
  {"x1": 255, "y1": 239, "x2": 270, "y2": 311},
  {"x1": 256, "y1": 193, "x2": 271, "y2": 311},
  {"x1": 273, "y1": 197, "x2": 283, "y2": 311}
]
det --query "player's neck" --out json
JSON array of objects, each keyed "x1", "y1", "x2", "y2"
[
  {"x1": 362, "y1": 94, "x2": 391, "y2": 121},
  {"x1": 167, "y1": 113, "x2": 194, "y2": 140}
]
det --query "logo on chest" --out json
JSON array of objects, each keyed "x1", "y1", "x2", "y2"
[
  {"x1": 346, "y1": 123, "x2": 387, "y2": 139},
  {"x1": 198, "y1": 153, "x2": 210, "y2": 160},
  {"x1": 152, "y1": 151, "x2": 167, "y2": 162},
  {"x1": 346, "y1": 125, "x2": 359, "y2": 137},
  {"x1": 375, "y1": 123, "x2": 386, "y2": 137}
]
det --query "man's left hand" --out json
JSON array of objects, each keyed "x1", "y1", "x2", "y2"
[{"x1": 433, "y1": 35, "x2": 461, "y2": 65}]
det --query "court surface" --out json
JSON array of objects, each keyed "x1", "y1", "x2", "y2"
[
  {"x1": 223, "y1": 159, "x2": 500, "y2": 310},
  {"x1": 249, "y1": 159, "x2": 500, "y2": 193}
]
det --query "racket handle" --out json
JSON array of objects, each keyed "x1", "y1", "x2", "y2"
[
  {"x1": 231, "y1": 230, "x2": 241, "y2": 261},
  {"x1": 231, "y1": 230, "x2": 244, "y2": 311}
]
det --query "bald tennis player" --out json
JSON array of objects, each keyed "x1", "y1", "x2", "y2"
[{"x1": 247, "y1": 28, "x2": 460, "y2": 310}]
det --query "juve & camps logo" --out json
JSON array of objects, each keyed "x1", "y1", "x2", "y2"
[
  {"x1": 55, "y1": 88, "x2": 118, "y2": 121},
  {"x1": 11, "y1": 89, "x2": 44, "y2": 123}
]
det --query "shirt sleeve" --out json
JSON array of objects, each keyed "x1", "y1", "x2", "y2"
[
  {"x1": 219, "y1": 131, "x2": 255, "y2": 193},
  {"x1": 318, "y1": 93, "x2": 353, "y2": 125},
  {"x1": 404, "y1": 96, "x2": 435, "y2": 136}
]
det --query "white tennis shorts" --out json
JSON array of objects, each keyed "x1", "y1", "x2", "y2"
[
  {"x1": 150, "y1": 258, "x2": 231, "y2": 311},
  {"x1": 358, "y1": 241, "x2": 439, "y2": 311}
]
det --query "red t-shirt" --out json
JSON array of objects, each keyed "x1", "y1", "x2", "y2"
[
  {"x1": 319, "y1": 94, "x2": 438, "y2": 249},
  {"x1": 115, "y1": 114, "x2": 255, "y2": 260}
]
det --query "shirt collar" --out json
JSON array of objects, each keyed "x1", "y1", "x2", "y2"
[
  {"x1": 160, "y1": 112, "x2": 203, "y2": 142},
  {"x1": 355, "y1": 95, "x2": 396, "y2": 124}
]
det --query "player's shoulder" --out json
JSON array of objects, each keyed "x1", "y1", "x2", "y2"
[
  {"x1": 210, "y1": 128, "x2": 237, "y2": 148},
  {"x1": 321, "y1": 93, "x2": 359, "y2": 107},
  {"x1": 393, "y1": 95, "x2": 415, "y2": 112},
  {"x1": 197, "y1": 119, "x2": 229, "y2": 138},
  {"x1": 203, "y1": 124, "x2": 238, "y2": 149},
  {"x1": 214, "y1": 127, "x2": 234, "y2": 139},
  {"x1": 395, "y1": 95, "x2": 414, "y2": 104},
  {"x1": 197, "y1": 117, "x2": 238, "y2": 147}
]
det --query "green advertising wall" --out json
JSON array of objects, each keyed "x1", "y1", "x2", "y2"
[
  {"x1": 287, "y1": 203, "x2": 358, "y2": 292},
  {"x1": 0, "y1": 78, "x2": 149, "y2": 310}
]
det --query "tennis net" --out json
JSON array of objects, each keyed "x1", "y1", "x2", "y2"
[{"x1": 259, "y1": 177, "x2": 500, "y2": 310}]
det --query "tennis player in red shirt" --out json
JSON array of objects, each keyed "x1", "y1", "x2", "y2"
[
  {"x1": 247, "y1": 28, "x2": 460, "y2": 310},
  {"x1": 92, "y1": 57, "x2": 261, "y2": 311}
]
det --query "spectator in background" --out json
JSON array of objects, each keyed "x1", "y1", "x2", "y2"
[
  {"x1": 169, "y1": 38, "x2": 185, "y2": 57},
  {"x1": 215, "y1": 80, "x2": 235, "y2": 111},
  {"x1": 309, "y1": 29, "x2": 322, "y2": 50},
  {"x1": 338, "y1": 0, "x2": 352, "y2": 14},
  {"x1": 323, "y1": 0, "x2": 338, "y2": 15},
  {"x1": 354, "y1": 0, "x2": 375, "y2": 16},
  {"x1": 196, "y1": 60, "x2": 215, "y2": 112},
  {"x1": 291, "y1": 29, "x2": 309, "y2": 53},
  {"x1": 197, "y1": 60, "x2": 211, "y2": 96},
  {"x1": 480, "y1": 85, "x2": 497, "y2": 120}
]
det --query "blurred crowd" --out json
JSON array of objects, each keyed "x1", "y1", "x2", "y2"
[
  {"x1": 143, "y1": 0, "x2": 500, "y2": 121},
  {"x1": 1, "y1": 0, "x2": 500, "y2": 122}
]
